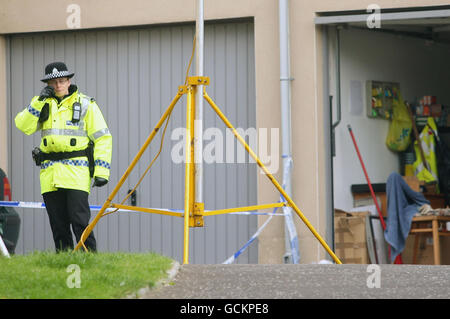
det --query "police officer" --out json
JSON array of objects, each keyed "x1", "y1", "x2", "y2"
[{"x1": 15, "y1": 62, "x2": 112, "y2": 252}]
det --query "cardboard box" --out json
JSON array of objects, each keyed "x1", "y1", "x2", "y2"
[
  {"x1": 431, "y1": 104, "x2": 442, "y2": 117},
  {"x1": 334, "y1": 209, "x2": 369, "y2": 264},
  {"x1": 403, "y1": 176, "x2": 421, "y2": 192},
  {"x1": 351, "y1": 176, "x2": 422, "y2": 218},
  {"x1": 421, "y1": 181, "x2": 437, "y2": 194},
  {"x1": 352, "y1": 193, "x2": 386, "y2": 217}
]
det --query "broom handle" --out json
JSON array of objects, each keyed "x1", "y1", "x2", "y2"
[
  {"x1": 348, "y1": 125, "x2": 386, "y2": 230},
  {"x1": 348, "y1": 125, "x2": 403, "y2": 264}
]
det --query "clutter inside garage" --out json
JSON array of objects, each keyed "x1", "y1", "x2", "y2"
[{"x1": 330, "y1": 24, "x2": 450, "y2": 265}]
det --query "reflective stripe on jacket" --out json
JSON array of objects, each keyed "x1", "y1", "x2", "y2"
[{"x1": 15, "y1": 86, "x2": 112, "y2": 194}]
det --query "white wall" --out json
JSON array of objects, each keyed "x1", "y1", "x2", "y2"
[{"x1": 333, "y1": 27, "x2": 450, "y2": 212}]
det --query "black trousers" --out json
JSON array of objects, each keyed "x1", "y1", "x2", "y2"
[{"x1": 43, "y1": 188, "x2": 96, "y2": 252}]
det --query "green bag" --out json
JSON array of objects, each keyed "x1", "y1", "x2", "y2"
[{"x1": 386, "y1": 91, "x2": 412, "y2": 152}]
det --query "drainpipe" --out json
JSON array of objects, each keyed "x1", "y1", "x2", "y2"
[
  {"x1": 279, "y1": 0, "x2": 300, "y2": 264},
  {"x1": 195, "y1": 0, "x2": 204, "y2": 205}
]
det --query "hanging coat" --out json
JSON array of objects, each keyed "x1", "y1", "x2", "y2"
[
  {"x1": 413, "y1": 117, "x2": 439, "y2": 191},
  {"x1": 15, "y1": 85, "x2": 112, "y2": 194}
]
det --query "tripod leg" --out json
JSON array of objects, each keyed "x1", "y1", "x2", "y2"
[
  {"x1": 74, "y1": 91, "x2": 184, "y2": 251},
  {"x1": 204, "y1": 91, "x2": 342, "y2": 264},
  {"x1": 183, "y1": 86, "x2": 195, "y2": 264}
]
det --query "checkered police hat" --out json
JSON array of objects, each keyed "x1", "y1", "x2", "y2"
[{"x1": 41, "y1": 62, "x2": 75, "y2": 82}]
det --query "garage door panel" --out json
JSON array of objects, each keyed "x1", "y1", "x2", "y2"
[{"x1": 8, "y1": 21, "x2": 256, "y2": 264}]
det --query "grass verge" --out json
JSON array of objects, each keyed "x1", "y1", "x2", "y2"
[{"x1": 0, "y1": 251, "x2": 173, "y2": 299}]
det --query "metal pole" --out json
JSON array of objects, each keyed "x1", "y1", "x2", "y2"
[
  {"x1": 279, "y1": 0, "x2": 300, "y2": 264},
  {"x1": 194, "y1": 0, "x2": 204, "y2": 204},
  {"x1": 322, "y1": 25, "x2": 335, "y2": 259}
]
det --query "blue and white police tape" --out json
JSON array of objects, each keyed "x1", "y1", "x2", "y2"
[
  {"x1": 281, "y1": 154, "x2": 301, "y2": 264},
  {"x1": 1, "y1": 200, "x2": 292, "y2": 264},
  {"x1": 222, "y1": 202, "x2": 281, "y2": 264},
  {"x1": 0, "y1": 201, "x2": 285, "y2": 216},
  {"x1": 0, "y1": 200, "x2": 130, "y2": 213}
]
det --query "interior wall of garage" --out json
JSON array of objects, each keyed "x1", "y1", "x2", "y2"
[
  {"x1": 332, "y1": 27, "x2": 450, "y2": 212},
  {"x1": 7, "y1": 21, "x2": 258, "y2": 264}
]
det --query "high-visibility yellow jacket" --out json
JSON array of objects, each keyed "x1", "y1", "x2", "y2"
[
  {"x1": 413, "y1": 117, "x2": 439, "y2": 191},
  {"x1": 15, "y1": 85, "x2": 112, "y2": 194}
]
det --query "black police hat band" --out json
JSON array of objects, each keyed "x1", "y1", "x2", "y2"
[{"x1": 42, "y1": 70, "x2": 74, "y2": 82}]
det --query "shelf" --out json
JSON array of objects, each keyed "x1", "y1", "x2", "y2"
[{"x1": 366, "y1": 80, "x2": 400, "y2": 119}]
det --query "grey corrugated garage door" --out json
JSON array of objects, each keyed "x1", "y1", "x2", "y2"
[{"x1": 7, "y1": 20, "x2": 257, "y2": 264}]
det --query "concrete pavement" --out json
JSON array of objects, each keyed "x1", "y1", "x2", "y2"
[{"x1": 142, "y1": 263, "x2": 450, "y2": 299}]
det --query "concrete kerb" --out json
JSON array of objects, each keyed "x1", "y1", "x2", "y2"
[{"x1": 124, "y1": 260, "x2": 181, "y2": 299}]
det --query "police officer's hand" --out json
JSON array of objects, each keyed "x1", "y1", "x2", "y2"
[
  {"x1": 38, "y1": 86, "x2": 54, "y2": 101},
  {"x1": 38, "y1": 103, "x2": 50, "y2": 123},
  {"x1": 93, "y1": 177, "x2": 108, "y2": 187}
]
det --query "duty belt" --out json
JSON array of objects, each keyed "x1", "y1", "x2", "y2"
[{"x1": 32, "y1": 142, "x2": 95, "y2": 178}]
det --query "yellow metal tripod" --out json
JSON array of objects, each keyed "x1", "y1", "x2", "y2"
[{"x1": 74, "y1": 75, "x2": 342, "y2": 265}]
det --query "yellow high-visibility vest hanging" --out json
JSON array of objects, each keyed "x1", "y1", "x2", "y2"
[{"x1": 413, "y1": 117, "x2": 439, "y2": 192}]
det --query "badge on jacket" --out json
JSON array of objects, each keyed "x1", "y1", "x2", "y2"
[{"x1": 66, "y1": 120, "x2": 80, "y2": 126}]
